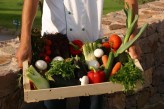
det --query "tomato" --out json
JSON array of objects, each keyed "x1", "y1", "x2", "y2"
[
  {"x1": 44, "y1": 56, "x2": 51, "y2": 63},
  {"x1": 45, "y1": 39, "x2": 52, "y2": 46},
  {"x1": 102, "y1": 42, "x2": 110, "y2": 49},
  {"x1": 44, "y1": 44, "x2": 51, "y2": 56},
  {"x1": 108, "y1": 34, "x2": 122, "y2": 50},
  {"x1": 46, "y1": 49, "x2": 51, "y2": 55}
]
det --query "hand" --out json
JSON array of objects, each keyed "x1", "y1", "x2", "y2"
[
  {"x1": 16, "y1": 44, "x2": 32, "y2": 68},
  {"x1": 128, "y1": 44, "x2": 142, "y2": 59}
]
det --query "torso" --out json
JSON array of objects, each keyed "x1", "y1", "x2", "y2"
[{"x1": 42, "y1": 0, "x2": 104, "y2": 42}]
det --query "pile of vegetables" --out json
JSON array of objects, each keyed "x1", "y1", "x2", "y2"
[{"x1": 26, "y1": 5, "x2": 147, "y2": 91}]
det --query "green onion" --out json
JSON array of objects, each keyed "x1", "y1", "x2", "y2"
[{"x1": 115, "y1": 23, "x2": 148, "y2": 57}]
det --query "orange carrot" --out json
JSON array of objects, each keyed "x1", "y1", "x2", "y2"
[
  {"x1": 110, "y1": 62, "x2": 122, "y2": 76},
  {"x1": 101, "y1": 55, "x2": 108, "y2": 67}
]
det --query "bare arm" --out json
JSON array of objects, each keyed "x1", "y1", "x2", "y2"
[
  {"x1": 21, "y1": 0, "x2": 39, "y2": 46},
  {"x1": 124, "y1": 0, "x2": 141, "y2": 59},
  {"x1": 16, "y1": 0, "x2": 39, "y2": 68},
  {"x1": 124, "y1": 0, "x2": 138, "y2": 38},
  {"x1": 124, "y1": 0, "x2": 138, "y2": 19}
]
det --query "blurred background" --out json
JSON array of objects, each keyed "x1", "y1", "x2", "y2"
[{"x1": 0, "y1": 0, "x2": 155, "y2": 33}]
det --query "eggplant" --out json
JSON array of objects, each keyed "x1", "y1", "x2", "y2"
[{"x1": 73, "y1": 56, "x2": 88, "y2": 79}]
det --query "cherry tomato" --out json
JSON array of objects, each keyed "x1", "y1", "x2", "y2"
[
  {"x1": 44, "y1": 56, "x2": 51, "y2": 63},
  {"x1": 45, "y1": 39, "x2": 52, "y2": 46},
  {"x1": 44, "y1": 45, "x2": 51, "y2": 51},
  {"x1": 102, "y1": 42, "x2": 110, "y2": 49},
  {"x1": 46, "y1": 49, "x2": 51, "y2": 55}
]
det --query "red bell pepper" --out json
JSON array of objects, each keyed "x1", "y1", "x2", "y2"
[
  {"x1": 69, "y1": 40, "x2": 83, "y2": 56},
  {"x1": 87, "y1": 69, "x2": 105, "y2": 84}
]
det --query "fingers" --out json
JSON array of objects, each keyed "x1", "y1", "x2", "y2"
[
  {"x1": 128, "y1": 45, "x2": 142, "y2": 60},
  {"x1": 17, "y1": 59, "x2": 23, "y2": 68},
  {"x1": 16, "y1": 51, "x2": 23, "y2": 68},
  {"x1": 16, "y1": 49, "x2": 32, "y2": 69},
  {"x1": 16, "y1": 55, "x2": 23, "y2": 68}
]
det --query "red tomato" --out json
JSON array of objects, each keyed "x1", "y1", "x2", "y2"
[
  {"x1": 44, "y1": 56, "x2": 51, "y2": 63},
  {"x1": 108, "y1": 34, "x2": 122, "y2": 50},
  {"x1": 102, "y1": 42, "x2": 110, "y2": 49},
  {"x1": 44, "y1": 45, "x2": 51, "y2": 51},
  {"x1": 45, "y1": 39, "x2": 52, "y2": 46},
  {"x1": 46, "y1": 49, "x2": 51, "y2": 55}
]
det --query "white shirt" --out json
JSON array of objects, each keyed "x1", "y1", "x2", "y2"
[{"x1": 42, "y1": 0, "x2": 104, "y2": 42}]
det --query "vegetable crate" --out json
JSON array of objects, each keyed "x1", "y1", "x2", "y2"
[{"x1": 23, "y1": 59, "x2": 151, "y2": 103}]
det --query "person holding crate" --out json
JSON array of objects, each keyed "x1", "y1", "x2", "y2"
[{"x1": 16, "y1": 0, "x2": 139, "y2": 109}]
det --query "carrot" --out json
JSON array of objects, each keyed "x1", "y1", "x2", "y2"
[
  {"x1": 110, "y1": 62, "x2": 122, "y2": 76},
  {"x1": 101, "y1": 55, "x2": 108, "y2": 67}
]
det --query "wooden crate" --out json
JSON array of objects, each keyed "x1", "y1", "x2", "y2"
[{"x1": 23, "y1": 59, "x2": 151, "y2": 103}]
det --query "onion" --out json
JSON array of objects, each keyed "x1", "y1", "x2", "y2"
[{"x1": 35, "y1": 60, "x2": 47, "y2": 70}]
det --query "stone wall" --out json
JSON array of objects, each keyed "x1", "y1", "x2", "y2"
[
  {"x1": 0, "y1": 0, "x2": 163, "y2": 109},
  {"x1": 101, "y1": 0, "x2": 164, "y2": 109}
]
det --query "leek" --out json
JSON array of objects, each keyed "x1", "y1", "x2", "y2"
[
  {"x1": 82, "y1": 42, "x2": 97, "y2": 63},
  {"x1": 26, "y1": 65, "x2": 50, "y2": 89}
]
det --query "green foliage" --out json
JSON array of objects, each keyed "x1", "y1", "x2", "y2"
[
  {"x1": 110, "y1": 55, "x2": 144, "y2": 92},
  {"x1": 0, "y1": 0, "x2": 155, "y2": 29},
  {"x1": 113, "y1": 0, "x2": 156, "y2": 4},
  {"x1": 45, "y1": 59, "x2": 77, "y2": 80},
  {"x1": 0, "y1": 0, "x2": 41, "y2": 29},
  {"x1": 103, "y1": 0, "x2": 123, "y2": 14}
]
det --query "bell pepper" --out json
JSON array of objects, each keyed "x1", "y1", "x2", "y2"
[
  {"x1": 69, "y1": 40, "x2": 83, "y2": 56},
  {"x1": 87, "y1": 68, "x2": 105, "y2": 84}
]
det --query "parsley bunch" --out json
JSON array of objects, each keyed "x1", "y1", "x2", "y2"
[
  {"x1": 110, "y1": 57, "x2": 144, "y2": 92},
  {"x1": 45, "y1": 59, "x2": 77, "y2": 80}
]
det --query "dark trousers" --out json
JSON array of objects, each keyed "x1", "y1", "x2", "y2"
[
  {"x1": 44, "y1": 95, "x2": 102, "y2": 109},
  {"x1": 79, "y1": 95, "x2": 102, "y2": 109},
  {"x1": 44, "y1": 99, "x2": 66, "y2": 109}
]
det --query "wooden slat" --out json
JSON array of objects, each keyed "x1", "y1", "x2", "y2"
[
  {"x1": 24, "y1": 82, "x2": 123, "y2": 103},
  {"x1": 23, "y1": 59, "x2": 152, "y2": 103},
  {"x1": 23, "y1": 60, "x2": 30, "y2": 90}
]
